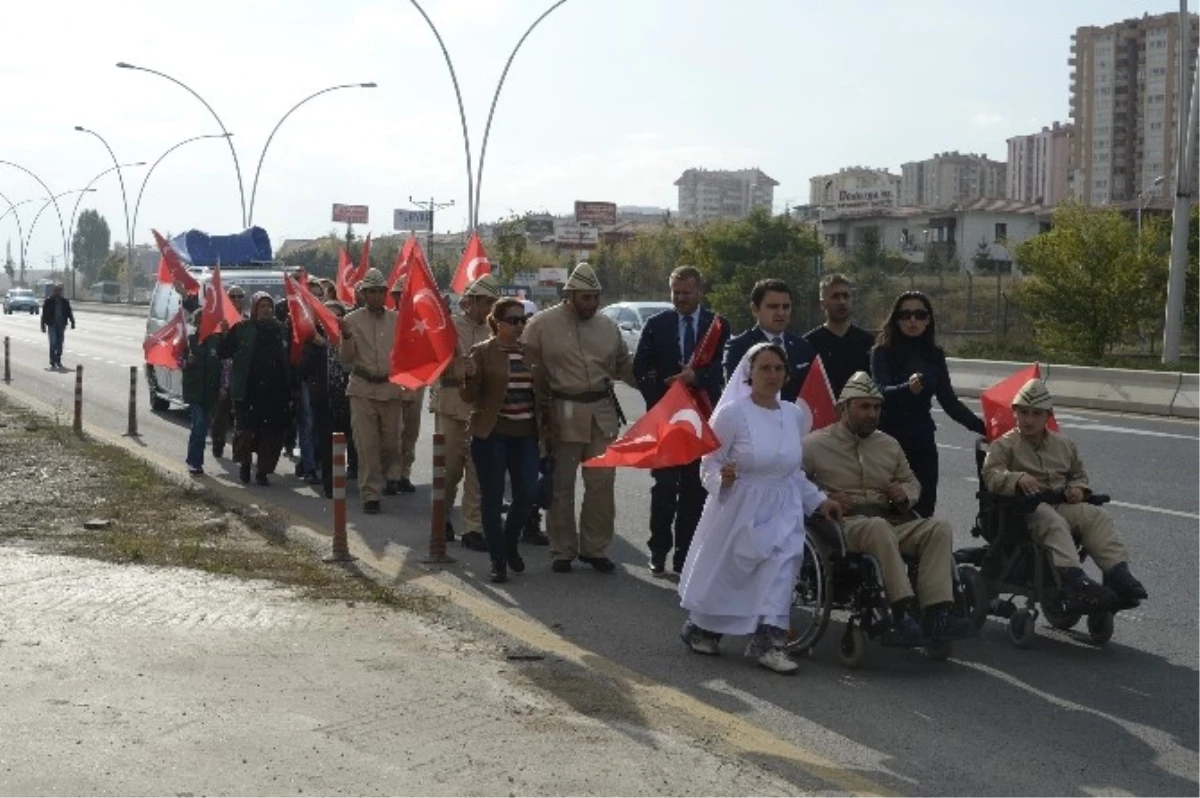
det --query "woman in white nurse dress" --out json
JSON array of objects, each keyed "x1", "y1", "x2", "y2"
[{"x1": 678, "y1": 342, "x2": 842, "y2": 673}]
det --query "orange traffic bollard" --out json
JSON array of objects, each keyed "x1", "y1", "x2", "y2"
[
  {"x1": 73, "y1": 365, "x2": 83, "y2": 434},
  {"x1": 421, "y1": 432, "x2": 455, "y2": 564},
  {"x1": 324, "y1": 432, "x2": 354, "y2": 563}
]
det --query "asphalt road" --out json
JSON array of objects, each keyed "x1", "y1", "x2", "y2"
[{"x1": 3, "y1": 308, "x2": 1197, "y2": 796}]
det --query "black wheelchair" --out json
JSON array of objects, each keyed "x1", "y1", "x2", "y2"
[
  {"x1": 786, "y1": 516, "x2": 978, "y2": 668},
  {"x1": 952, "y1": 438, "x2": 1122, "y2": 648}
]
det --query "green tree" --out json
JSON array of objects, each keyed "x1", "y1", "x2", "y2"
[
  {"x1": 3, "y1": 239, "x2": 14, "y2": 284},
  {"x1": 97, "y1": 251, "x2": 123, "y2": 283},
  {"x1": 851, "y1": 226, "x2": 885, "y2": 271},
  {"x1": 689, "y1": 208, "x2": 823, "y2": 332},
  {"x1": 1014, "y1": 202, "x2": 1165, "y2": 360},
  {"x1": 72, "y1": 209, "x2": 111, "y2": 284}
]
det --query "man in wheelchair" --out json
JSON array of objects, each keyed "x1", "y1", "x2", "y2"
[
  {"x1": 803, "y1": 372, "x2": 974, "y2": 645},
  {"x1": 980, "y1": 378, "x2": 1147, "y2": 612}
]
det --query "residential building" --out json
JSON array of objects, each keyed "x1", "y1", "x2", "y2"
[
  {"x1": 1006, "y1": 122, "x2": 1073, "y2": 205},
  {"x1": 1069, "y1": 10, "x2": 1199, "y2": 205},
  {"x1": 900, "y1": 152, "x2": 1007, "y2": 207},
  {"x1": 809, "y1": 167, "x2": 902, "y2": 210},
  {"x1": 674, "y1": 168, "x2": 778, "y2": 223},
  {"x1": 818, "y1": 198, "x2": 1048, "y2": 274}
]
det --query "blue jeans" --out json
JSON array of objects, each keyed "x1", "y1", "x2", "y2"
[
  {"x1": 187, "y1": 403, "x2": 211, "y2": 469},
  {"x1": 471, "y1": 432, "x2": 539, "y2": 564},
  {"x1": 46, "y1": 325, "x2": 65, "y2": 365},
  {"x1": 297, "y1": 381, "x2": 316, "y2": 474}
]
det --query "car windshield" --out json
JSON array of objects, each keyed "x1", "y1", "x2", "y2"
[{"x1": 9, "y1": 290, "x2": 32, "y2": 297}]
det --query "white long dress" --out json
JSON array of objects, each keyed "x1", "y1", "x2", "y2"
[{"x1": 678, "y1": 398, "x2": 827, "y2": 635}]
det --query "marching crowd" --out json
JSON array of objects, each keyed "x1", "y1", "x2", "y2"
[{"x1": 175, "y1": 261, "x2": 1149, "y2": 675}]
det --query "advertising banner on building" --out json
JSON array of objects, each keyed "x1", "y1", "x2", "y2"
[
  {"x1": 393, "y1": 209, "x2": 433, "y2": 231},
  {"x1": 836, "y1": 187, "x2": 897, "y2": 209},
  {"x1": 523, "y1": 216, "x2": 555, "y2": 236},
  {"x1": 574, "y1": 201, "x2": 617, "y2": 226},
  {"x1": 332, "y1": 204, "x2": 370, "y2": 224}
]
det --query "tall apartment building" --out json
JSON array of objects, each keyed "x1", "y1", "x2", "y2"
[
  {"x1": 1069, "y1": 11, "x2": 1199, "y2": 205},
  {"x1": 1006, "y1": 123, "x2": 1073, "y2": 205},
  {"x1": 809, "y1": 167, "x2": 901, "y2": 210},
  {"x1": 675, "y1": 168, "x2": 778, "y2": 223},
  {"x1": 900, "y1": 152, "x2": 1007, "y2": 208}
]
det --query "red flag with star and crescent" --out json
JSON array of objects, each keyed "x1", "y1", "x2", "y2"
[
  {"x1": 685, "y1": 314, "x2": 726, "y2": 420},
  {"x1": 386, "y1": 237, "x2": 426, "y2": 310},
  {"x1": 335, "y1": 237, "x2": 372, "y2": 306},
  {"x1": 197, "y1": 263, "x2": 243, "y2": 342},
  {"x1": 389, "y1": 248, "x2": 458, "y2": 389},
  {"x1": 796, "y1": 355, "x2": 838, "y2": 435},
  {"x1": 583, "y1": 380, "x2": 720, "y2": 469},
  {"x1": 980, "y1": 363, "x2": 1059, "y2": 441},
  {"x1": 143, "y1": 307, "x2": 189, "y2": 369},
  {"x1": 284, "y1": 272, "x2": 343, "y2": 364},
  {"x1": 151, "y1": 229, "x2": 201, "y2": 296},
  {"x1": 450, "y1": 232, "x2": 491, "y2": 294}
]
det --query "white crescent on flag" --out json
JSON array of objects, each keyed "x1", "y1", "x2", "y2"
[
  {"x1": 465, "y1": 256, "x2": 489, "y2": 283},
  {"x1": 668, "y1": 409, "x2": 703, "y2": 438},
  {"x1": 204, "y1": 283, "x2": 219, "y2": 316},
  {"x1": 413, "y1": 288, "x2": 448, "y2": 332}
]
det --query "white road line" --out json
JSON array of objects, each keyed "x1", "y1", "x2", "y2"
[
  {"x1": 937, "y1": 443, "x2": 968, "y2": 451},
  {"x1": 1057, "y1": 422, "x2": 1198, "y2": 442},
  {"x1": 962, "y1": 476, "x2": 1198, "y2": 519}
]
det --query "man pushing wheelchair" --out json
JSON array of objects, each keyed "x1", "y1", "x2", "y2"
[{"x1": 981, "y1": 378, "x2": 1148, "y2": 613}]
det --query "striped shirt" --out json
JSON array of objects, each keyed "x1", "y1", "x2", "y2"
[{"x1": 499, "y1": 348, "x2": 535, "y2": 422}]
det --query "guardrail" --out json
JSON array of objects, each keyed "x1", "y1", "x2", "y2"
[{"x1": 948, "y1": 358, "x2": 1198, "y2": 419}]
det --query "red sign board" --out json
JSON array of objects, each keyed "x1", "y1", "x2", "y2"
[
  {"x1": 574, "y1": 201, "x2": 617, "y2": 226},
  {"x1": 332, "y1": 204, "x2": 370, "y2": 224}
]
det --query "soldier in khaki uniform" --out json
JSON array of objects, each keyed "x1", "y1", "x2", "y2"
[
  {"x1": 338, "y1": 269, "x2": 402, "y2": 515},
  {"x1": 982, "y1": 378, "x2": 1147, "y2": 609},
  {"x1": 523, "y1": 262, "x2": 636, "y2": 573},
  {"x1": 427, "y1": 274, "x2": 498, "y2": 551},
  {"x1": 803, "y1": 372, "x2": 972, "y2": 644}
]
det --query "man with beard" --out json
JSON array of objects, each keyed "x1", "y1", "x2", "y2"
[
  {"x1": 804, "y1": 273, "x2": 875, "y2": 397},
  {"x1": 802, "y1": 372, "x2": 972, "y2": 645}
]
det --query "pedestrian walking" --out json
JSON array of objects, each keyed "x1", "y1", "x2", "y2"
[
  {"x1": 317, "y1": 300, "x2": 356, "y2": 498},
  {"x1": 182, "y1": 308, "x2": 223, "y2": 476},
  {"x1": 39, "y1": 283, "x2": 74, "y2": 370}
]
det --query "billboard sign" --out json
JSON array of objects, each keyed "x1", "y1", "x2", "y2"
[
  {"x1": 835, "y1": 186, "x2": 897, "y2": 209},
  {"x1": 332, "y1": 204, "x2": 370, "y2": 224},
  {"x1": 523, "y1": 216, "x2": 555, "y2": 237},
  {"x1": 498, "y1": 284, "x2": 533, "y2": 298},
  {"x1": 554, "y1": 221, "x2": 599, "y2": 248},
  {"x1": 574, "y1": 201, "x2": 617, "y2": 226},
  {"x1": 393, "y1": 209, "x2": 433, "y2": 231},
  {"x1": 538, "y1": 266, "x2": 568, "y2": 283}
]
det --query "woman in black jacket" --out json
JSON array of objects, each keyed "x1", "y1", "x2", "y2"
[{"x1": 870, "y1": 291, "x2": 984, "y2": 517}]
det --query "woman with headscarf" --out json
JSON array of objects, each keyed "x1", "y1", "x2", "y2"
[
  {"x1": 870, "y1": 291, "x2": 984, "y2": 518},
  {"x1": 219, "y1": 291, "x2": 291, "y2": 485},
  {"x1": 678, "y1": 342, "x2": 842, "y2": 674}
]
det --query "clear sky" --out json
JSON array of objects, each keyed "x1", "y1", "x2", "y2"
[{"x1": 1, "y1": 0, "x2": 1195, "y2": 267}]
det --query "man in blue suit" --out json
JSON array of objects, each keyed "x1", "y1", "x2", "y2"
[
  {"x1": 634, "y1": 266, "x2": 730, "y2": 577},
  {"x1": 722, "y1": 278, "x2": 816, "y2": 403}
]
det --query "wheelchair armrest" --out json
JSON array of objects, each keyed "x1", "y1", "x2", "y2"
[
  {"x1": 805, "y1": 515, "x2": 847, "y2": 559},
  {"x1": 1088, "y1": 493, "x2": 1111, "y2": 506}
]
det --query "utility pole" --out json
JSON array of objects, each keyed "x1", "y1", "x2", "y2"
[
  {"x1": 408, "y1": 195, "x2": 454, "y2": 270},
  {"x1": 1162, "y1": 3, "x2": 1197, "y2": 365}
]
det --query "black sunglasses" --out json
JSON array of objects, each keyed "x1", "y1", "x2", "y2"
[
  {"x1": 896, "y1": 309, "x2": 930, "y2": 321},
  {"x1": 228, "y1": 293, "x2": 245, "y2": 299},
  {"x1": 500, "y1": 316, "x2": 527, "y2": 326}
]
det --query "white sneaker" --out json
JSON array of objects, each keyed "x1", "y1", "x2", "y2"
[{"x1": 757, "y1": 647, "x2": 799, "y2": 674}]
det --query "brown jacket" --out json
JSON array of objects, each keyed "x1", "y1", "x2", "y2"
[
  {"x1": 429, "y1": 314, "x2": 492, "y2": 420},
  {"x1": 802, "y1": 422, "x2": 921, "y2": 520},
  {"x1": 982, "y1": 429, "x2": 1090, "y2": 496},
  {"x1": 338, "y1": 306, "x2": 401, "y2": 401},
  {"x1": 462, "y1": 337, "x2": 548, "y2": 440}
]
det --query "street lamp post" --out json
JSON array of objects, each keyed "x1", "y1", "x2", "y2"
[
  {"x1": 116, "y1": 62, "x2": 246, "y2": 228},
  {"x1": 130, "y1": 133, "x2": 235, "y2": 263},
  {"x1": 67, "y1": 162, "x2": 145, "y2": 299},
  {"x1": 75, "y1": 126, "x2": 136, "y2": 304},
  {"x1": 23, "y1": 189, "x2": 96, "y2": 286},
  {"x1": 247, "y1": 83, "x2": 377, "y2": 226},
  {"x1": 1136, "y1": 174, "x2": 1165, "y2": 242},
  {"x1": 0, "y1": 161, "x2": 68, "y2": 277},
  {"x1": 0, "y1": 192, "x2": 31, "y2": 283}
]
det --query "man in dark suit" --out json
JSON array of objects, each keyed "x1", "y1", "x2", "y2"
[
  {"x1": 723, "y1": 278, "x2": 816, "y2": 402},
  {"x1": 634, "y1": 265, "x2": 730, "y2": 577}
]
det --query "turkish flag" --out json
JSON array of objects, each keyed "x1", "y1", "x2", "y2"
[
  {"x1": 584, "y1": 380, "x2": 720, "y2": 469},
  {"x1": 386, "y1": 237, "x2": 426, "y2": 310},
  {"x1": 335, "y1": 244, "x2": 371, "y2": 306},
  {"x1": 197, "y1": 263, "x2": 242, "y2": 342},
  {"x1": 151, "y1": 229, "x2": 201, "y2": 296},
  {"x1": 689, "y1": 314, "x2": 725, "y2": 370},
  {"x1": 144, "y1": 307, "x2": 188, "y2": 369},
  {"x1": 980, "y1": 364, "x2": 1059, "y2": 441},
  {"x1": 295, "y1": 274, "x2": 342, "y2": 349},
  {"x1": 389, "y1": 248, "x2": 458, "y2": 389},
  {"x1": 796, "y1": 355, "x2": 837, "y2": 435},
  {"x1": 284, "y1": 273, "x2": 318, "y2": 364},
  {"x1": 155, "y1": 256, "x2": 171, "y2": 285},
  {"x1": 450, "y1": 233, "x2": 491, "y2": 294}
]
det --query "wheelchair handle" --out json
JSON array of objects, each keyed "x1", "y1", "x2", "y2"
[{"x1": 1014, "y1": 489, "x2": 1111, "y2": 514}]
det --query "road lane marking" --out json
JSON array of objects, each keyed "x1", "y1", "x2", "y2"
[
  {"x1": 962, "y1": 477, "x2": 1198, "y2": 519},
  {"x1": 1057, "y1": 422, "x2": 1197, "y2": 441}
]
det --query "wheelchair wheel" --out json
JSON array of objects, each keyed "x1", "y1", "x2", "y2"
[
  {"x1": 787, "y1": 540, "x2": 833, "y2": 655},
  {"x1": 1008, "y1": 608, "x2": 1037, "y2": 648},
  {"x1": 925, "y1": 641, "x2": 953, "y2": 661},
  {"x1": 838, "y1": 623, "x2": 867, "y2": 669},
  {"x1": 1041, "y1": 602, "x2": 1082, "y2": 631},
  {"x1": 1086, "y1": 611, "x2": 1114, "y2": 646},
  {"x1": 958, "y1": 565, "x2": 990, "y2": 631}
]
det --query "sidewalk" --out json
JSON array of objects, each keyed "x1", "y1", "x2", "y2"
[{"x1": 0, "y1": 545, "x2": 799, "y2": 796}]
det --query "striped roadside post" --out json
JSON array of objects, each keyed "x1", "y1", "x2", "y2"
[
  {"x1": 421, "y1": 431, "x2": 456, "y2": 564},
  {"x1": 123, "y1": 366, "x2": 139, "y2": 437},
  {"x1": 3, "y1": 336, "x2": 9, "y2": 383},
  {"x1": 72, "y1": 365, "x2": 83, "y2": 434},
  {"x1": 324, "y1": 431, "x2": 354, "y2": 563}
]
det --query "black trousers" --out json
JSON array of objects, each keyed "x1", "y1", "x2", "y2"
[
  {"x1": 649, "y1": 460, "x2": 706, "y2": 571},
  {"x1": 902, "y1": 439, "x2": 940, "y2": 519},
  {"x1": 314, "y1": 400, "x2": 355, "y2": 498}
]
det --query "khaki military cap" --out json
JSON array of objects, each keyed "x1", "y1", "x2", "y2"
[
  {"x1": 564, "y1": 262, "x2": 601, "y2": 292},
  {"x1": 839, "y1": 371, "x2": 883, "y2": 403},
  {"x1": 464, "y1": 273, "x2": 500, "y2": 298},
  {"x1": 1012, "y1": 378, "x2": 1053, "y2": 411},
  {"x1": 358, "y1": 268, "x2": 387, "y2": 290}
]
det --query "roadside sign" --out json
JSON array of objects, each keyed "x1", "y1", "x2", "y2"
[
  {"x1": 574, "y1": 201, "x2": 617, "y2": 226},
  {"x1": 498, "y1": 284, "x2": 533, "y2": 298},
  {"x1": 538, "y1": 266, "x2": 568, "y2": 283},
  {"x1": 524, "y1": 216, "x2": 555, "y2": 236},
  {"x1": 393, "y1": 209, "x2": 433, "y2": 231},
  {"x1": 332, "y1": 204, "x2": 369, "y2": 224}
]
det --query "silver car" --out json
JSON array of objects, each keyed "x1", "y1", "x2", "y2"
[
  {"x1": 600, "y1": 301, "x2": 673, "y2": 352},
  {"x1": 3, "y1": 288, "x2": 40, "y2": 315}
]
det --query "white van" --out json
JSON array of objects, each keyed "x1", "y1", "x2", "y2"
[{"x1": 144, "y1": 265, "x2": 290, "y2": 410}]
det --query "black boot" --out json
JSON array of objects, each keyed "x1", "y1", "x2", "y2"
[
  {"x1": 444, "y1": 521, "x2": 456, "y2": 543},
  {"x1": 921, "y1": 602, "x2": 973, "y2": 642},
  {"x1": 522, "y1": 511, "x2": 549, "y2": 546},
  {"x1": 1060, "y1": 567, "x2": 1119, "y2": 613},
  {"x1": 489, "y1": 561, "x2": 508, "y2": 584},
  {"x1": 239, "y1": 461, "x2": 252, "y2": 484},
  {"x1": 882, "y1": 599, "x2": 923, "y2": 646},
  {"x1": 1105, "y1": 562, "x2": 1148, "y2": 604}
]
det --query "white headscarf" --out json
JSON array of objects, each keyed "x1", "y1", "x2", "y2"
[{"x1": 713, "y1": 340, "x2": 812, "y2": 432}]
